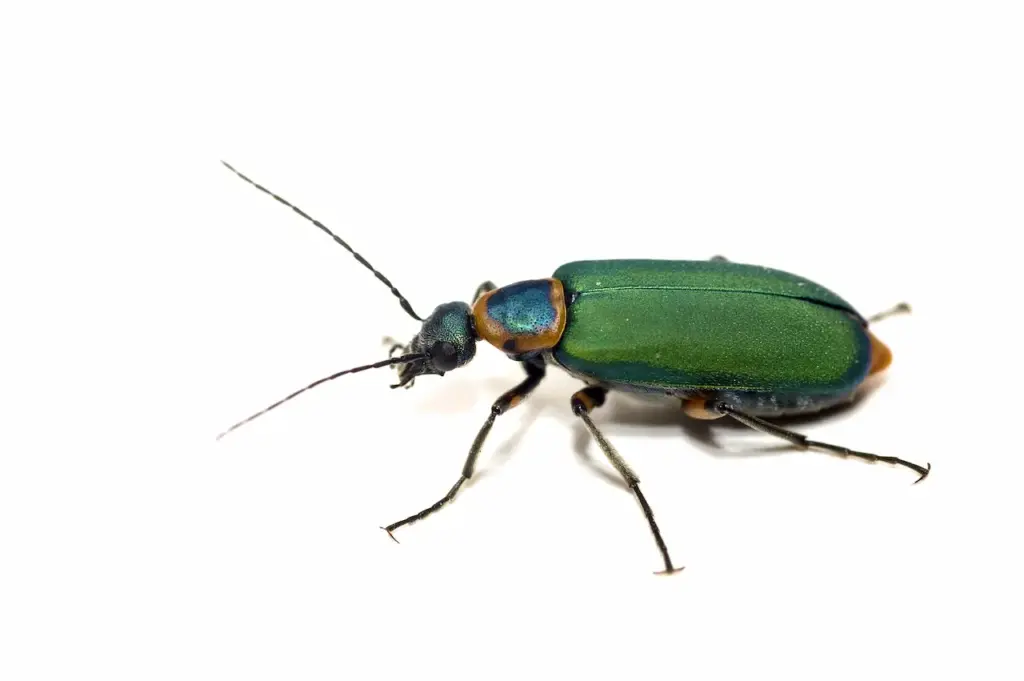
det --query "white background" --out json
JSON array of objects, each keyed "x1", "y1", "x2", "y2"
[{"x1": 2, "y1": 2, "x2": 1022, "y2": 679}]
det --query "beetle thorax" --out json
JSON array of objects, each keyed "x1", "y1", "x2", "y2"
[{"x1": 471, "y1": 278, "x2": 568, "y2": 355}]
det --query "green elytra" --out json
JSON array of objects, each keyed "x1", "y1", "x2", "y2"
[
  {"x1": 219, "y1": 161, "x2": 927, "y2": 576},
  {"x1": 551, "y1": 259, "x2": 871, "y2": 398}
]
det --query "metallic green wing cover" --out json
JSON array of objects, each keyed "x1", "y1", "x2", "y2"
[{"x1": 551, "y1": 260, "x2": 871, "y2": 394}]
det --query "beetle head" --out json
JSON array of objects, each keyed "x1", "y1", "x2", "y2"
[{"x1": 394, "y1": 301, "x2": 478, "y2": 387}]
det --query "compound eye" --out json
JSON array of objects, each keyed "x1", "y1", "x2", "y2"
[{"x1": 429, "y1": 340, "x2": 460, "y2": 372}]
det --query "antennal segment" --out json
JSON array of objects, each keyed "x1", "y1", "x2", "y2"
[
  {"x1": 217, "y1": 353, "x2": 426, "y2": 440},
  {"x1": 221, "y1": 161, "x2": 424, "y2": 321}
]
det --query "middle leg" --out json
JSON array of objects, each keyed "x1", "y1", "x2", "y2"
[{"x1": 571, "y1": 386, "x2": 682, "y2": 574}]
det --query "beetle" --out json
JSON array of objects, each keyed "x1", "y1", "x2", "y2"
[{"x1": 218, "y1": 161, "x2": 929, "y2": 574}]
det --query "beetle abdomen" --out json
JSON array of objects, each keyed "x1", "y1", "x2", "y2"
[{"x1": 551, "y1": 260, "x2": 872, "y2": 395}]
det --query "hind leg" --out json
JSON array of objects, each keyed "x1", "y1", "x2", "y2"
[{"x1": 687, "y1": 398, "x2": 932, "y2": 483}]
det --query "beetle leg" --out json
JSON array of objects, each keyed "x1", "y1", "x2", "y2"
[
  {"x1": 381, "y1": 335, "x2": 408, "y2": 357},
  {"x1": 382, "y1": 357, "x2": 546, "y2": 541},
  {"x1": 712, "y1": 403, "x2": 931, "y2": 483},
  {"x1": 472, "y1": 280, "x2": 497, "y2": 302},
  {"x1": 381, "y1": 336, "x2": 416, "y2": 387},
  {"x1": 571, "y1": 386, "x2": 682, "y2": 575},
  {"x1": 681, "y1": 397, "x2": 726, "y2": 420},
  {"x1": 867, "y1": 302, "x2": 912, "y2": 324}
]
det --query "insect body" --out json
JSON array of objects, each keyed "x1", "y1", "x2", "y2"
[{"x1": 219, "y1": 162, "x2": 928, "y2": 575}]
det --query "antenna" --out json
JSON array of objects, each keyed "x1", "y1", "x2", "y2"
[
  {"x1": 217, "y1": 353, "x2": 426, "y2": 439},
  {"x1": 221, "y1": 161, "x2": 424, "y2": 321}
]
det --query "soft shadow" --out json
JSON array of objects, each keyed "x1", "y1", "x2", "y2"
[
  {"x1": 465, "y1": 399, "x2": 546, "y2": 488},
  {"x1": 571, "y1": 422, "x2": 631, "y2": 491},
  {"x1": 434, "y1": 372, "x2": 890, "y2": 491}
]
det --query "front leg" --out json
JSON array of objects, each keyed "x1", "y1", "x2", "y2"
[
  {"x1": 383, "y1": 357, "x2": 546, "y2": 539},
  {"x1": 473, "y1": 280, "x2": 497, "y2": 303},
  {"x1": 381, "y1": 336, "x2": 416, "y2": 388}
]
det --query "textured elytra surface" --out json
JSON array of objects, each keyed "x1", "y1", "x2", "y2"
[
  {"x1": 555, "y1": 259, "x2": 862, "y2": 318},
  {"x1": 551, "y1": 260, "x2": 871, "y2": 393}
]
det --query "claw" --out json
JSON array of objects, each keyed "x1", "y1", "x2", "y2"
[
  {"x1": 381, "y1": 526, "x2": 400, "y2": 544},
  {"x1": 654, "y1": 565, "x2": 685, "y2": 576},
  {"x1": 912, "y1": 462, "x2": 932, "y2": 485}
]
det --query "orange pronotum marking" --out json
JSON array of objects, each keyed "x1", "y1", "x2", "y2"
[{"x1": 472, "y1": 279, "x2": 567, "y2": 354}]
